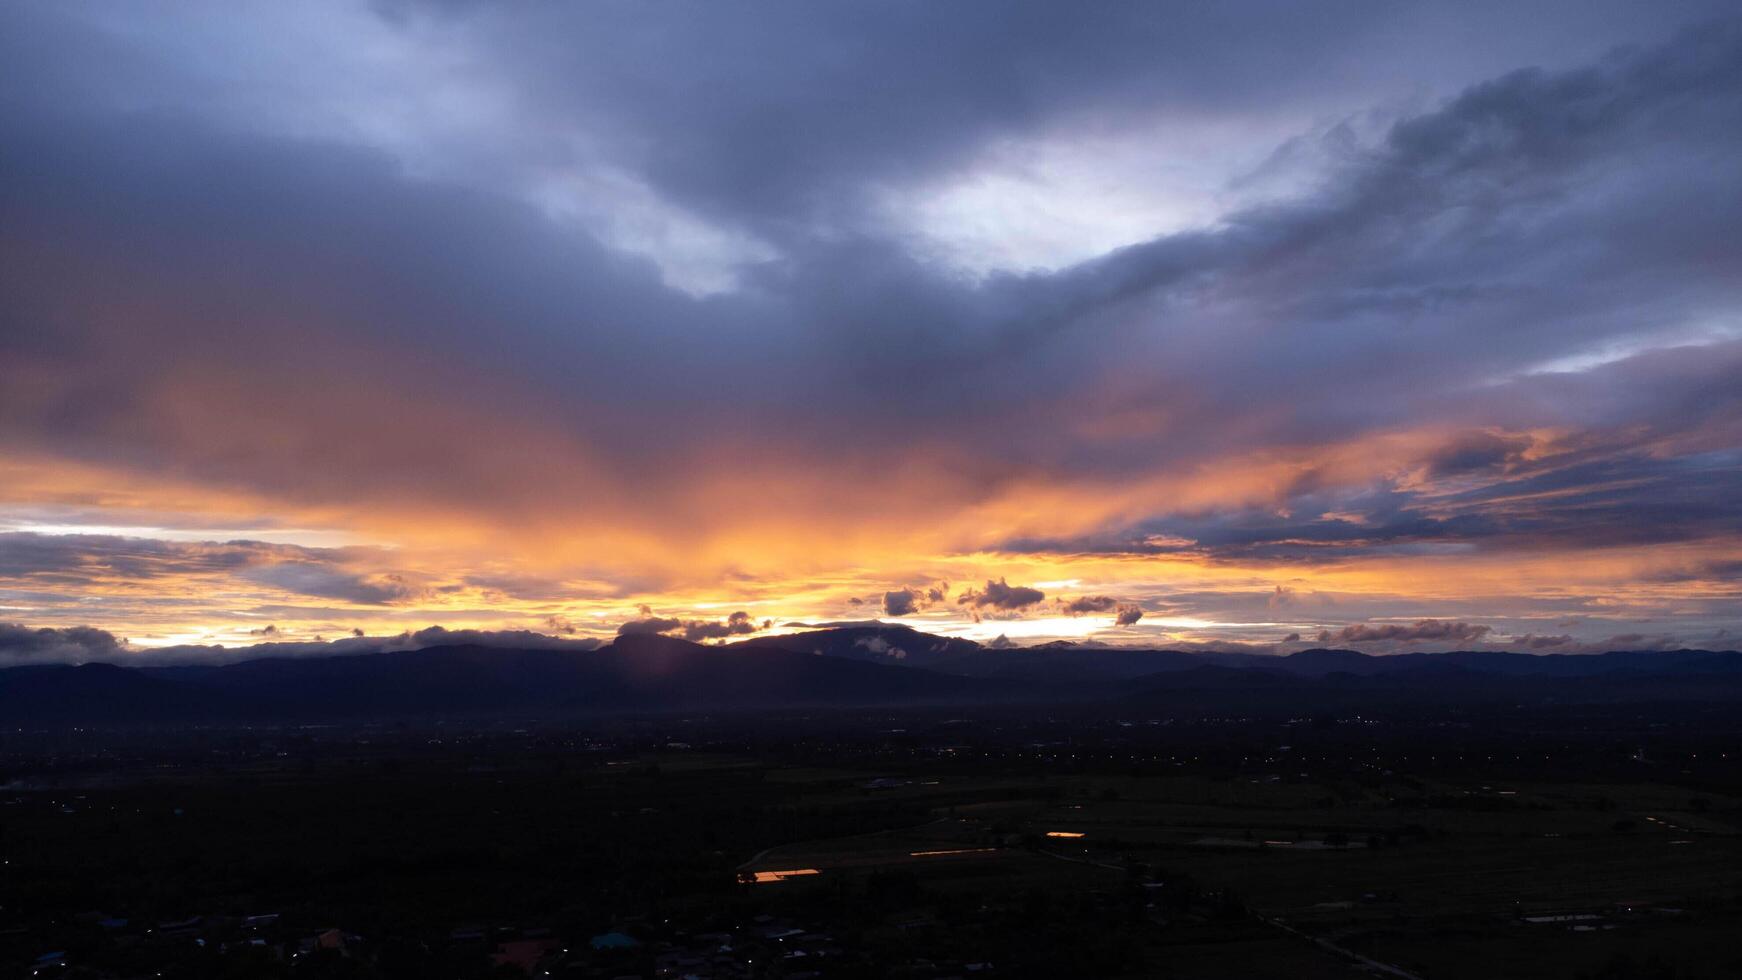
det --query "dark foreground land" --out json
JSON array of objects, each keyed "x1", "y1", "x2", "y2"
[{"x1": 4, "y1": 702, "x2": 1741, "y2": 979}]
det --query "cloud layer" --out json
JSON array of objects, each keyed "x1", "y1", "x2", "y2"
[{"x1": 0, "y1": 2, "x2": 1737, "y2": 653}]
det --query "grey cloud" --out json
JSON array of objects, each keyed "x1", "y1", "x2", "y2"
[
  {"x1": 999, "y1": 417, "x2": 1742, "y2": 566},
  {"x1": 0, "y1": 622, "x2": 125, "y2": 665},
  {"x1": 387, "y1": 1, "x2": 1734, "y2": 241},
  {"x1": 1, "y1": 14, "x2": 1737, "y2": 529},
  {"x1": 0, "y1": 533, "x2": 427, "y2": 606},
  {"x1": 617, "y1": 616, "x2": 683, "y2": 636},
  {"x1": 883, "y1": 588, "x2": 922, "y2": 617},
  {"x1": 242, "y1": 563, "x2": 426, "y2": 605},
  {"x1": 1060, "y1": 595, "x2": 1143, "y2": 625},
  {"x1": 1424, "y1": 431, "x2": 1533, "y2": 477},
  {"x1": 615, "y1": 610, "x2": 768, "y2": 642},
  {"x1": 0, "y1": 532, "x2": 276, "y2": 581},
  {"x1": 679, "y1": 610, "x2": 767, "y2": 642},
  {"x1": 958, "y1": 579, "x2": 1046, "y2": 610},
  {"x1": 1514, "y1": 633, "x2": 1575, "y2": 649},
  {"x1": 883, "y1": 583, "x2": 948, "y2": 617},
  {"x1": 1317, "y1": 620, "x2": 1493, "y2": 645}
]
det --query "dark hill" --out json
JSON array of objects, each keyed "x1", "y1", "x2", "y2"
[
  {"x1": 4, "y1": 627, "x2": 1740, "y2": 727},
  {"x1": 0, "y1": 635, "x2": 1016, "y2": 727}
]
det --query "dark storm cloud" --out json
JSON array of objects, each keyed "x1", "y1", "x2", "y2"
[
  {"x1": 1114, "y1": 604, "x2": 1144, "y2": 626},
  {"x1": 1, "y1": 10, "x2": 1738, "y2": 518},
  {"x1": 0, "y1": 622, "x2": 126, "y2": 664},
  {"x1": 406, "y1": 0, "x2": 1735, "y2": 236}
]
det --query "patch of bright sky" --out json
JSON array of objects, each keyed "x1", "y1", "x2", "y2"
[
  {"x1": 883, "y1": 108, "x2": 1378, "y2": 279},
  {"x1": 916, "y1": 614, "x2": 1230, "y2": 644},
  {"x1": 888, "y1": 129, "x2": 1234, "y2": 277},
  {"x1": 1518, "y1": 317, "x2": 1742, "y2": 377},
  {"x1": 0, "y1": 520, "x2": 370, "y2": 549},
  {"x1": 527, "y1": 166, "x2": 780, "y2": 296}
]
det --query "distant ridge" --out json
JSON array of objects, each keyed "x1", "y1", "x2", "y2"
[
  {"x1": 742, "y1": 626, "x2": 1742, "y2": 680},
  {"x1": 1, "y1": 625, "x2": 1738, "y2": 727}
]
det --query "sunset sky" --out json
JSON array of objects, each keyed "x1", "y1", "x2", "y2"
[{"x1": 3, "y1": 1, "x2": 1740, "y2": 661}]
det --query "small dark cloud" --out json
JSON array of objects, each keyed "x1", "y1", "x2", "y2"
[
  {"x1": 249, "y1": 624, "x2": 279, "y2": 636},
  {"x1": 958, "y1": 578, "x2": 1045, "y2": 610},
  {"x1": 618, "y1": 616, "x2": 683, "y2": 636},
  {"x1": 883, "y1": 582, "x2": 949, "y2": 617},
  {"x1": 1057, "y1": 593, "x2": 1141, "y2": 622},
  {"x1": 615, "y1": 610, "x2": 768, "y2": 642},
  {"x1": 883, "y1": 588, "x2": 922, "y2": 616},
  {"x1": 679, "y1": 610, "x2": 766, "y2": 642},
  {"x1": 1061, "y1": 595, "x2": 1117, "y2": 614}
]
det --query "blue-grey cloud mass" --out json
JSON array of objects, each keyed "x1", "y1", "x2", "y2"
[{"x1": 0, "y1": 1, "x2": 1737, "y2": 654}]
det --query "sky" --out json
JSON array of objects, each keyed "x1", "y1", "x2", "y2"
[{"x1": 2, "y1": 1, "x2": 1740, "y2": 662}]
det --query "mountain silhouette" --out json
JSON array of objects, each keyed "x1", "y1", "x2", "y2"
[{"x1": 2, "y1": 627, "x2": 1738, "y2": 727}]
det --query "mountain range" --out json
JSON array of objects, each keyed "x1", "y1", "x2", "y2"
[{"x1": 2, "y1": 625, "x2": 1739, "y2": 726}]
